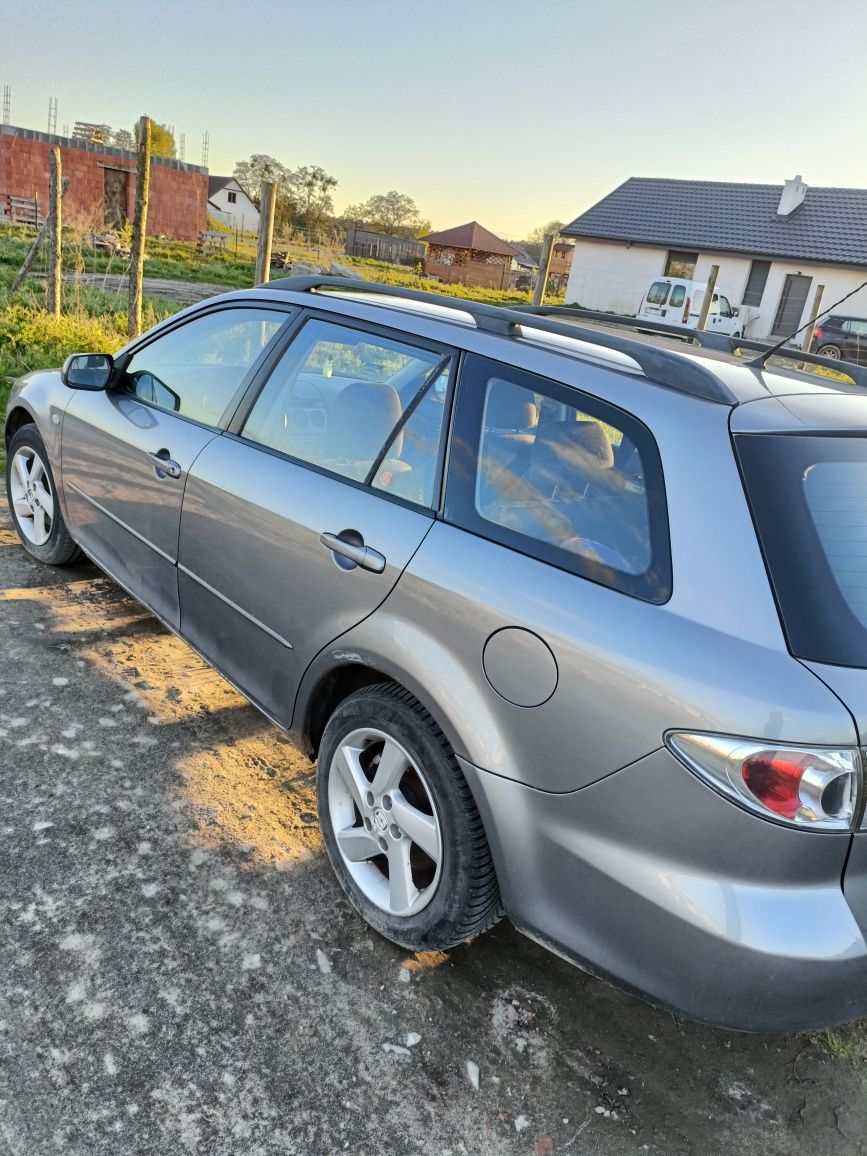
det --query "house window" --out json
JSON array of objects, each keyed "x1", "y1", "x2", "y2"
[
  {"x1": 664, "y1": 250, "x2": 698, "y2": 278},
  {"x1": 227, "y1": 191, "x2": 237, "y2": 204},
  {"x1": 742, "y1": 260, "x2": 771, "y2": 307}
]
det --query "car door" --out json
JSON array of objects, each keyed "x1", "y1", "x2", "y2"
[
  {"x1": 61, "y1": 304, "x2": 291, "y2": 627},
  {"x1": 177, "y1": 313, "x2": 454, "y2": 726},
  {"x1": 716, "y1": 294, "x2": 738, "y2": 334}
]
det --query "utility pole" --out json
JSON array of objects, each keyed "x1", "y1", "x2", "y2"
[
  {"x1": 532, "y1": 234, "x2": 556, "y2": 306},
  {"x1": 46, "y1": 148, "x2": 62, "y2": 316},
  {"x1": 800, "y1": 284, "x2": 826, "y2": 355},
  {"x1": 255, "y1": 181, "x2": 276, "y2": 285},
  {"x1": 128, "y1": 116, "x2": 152, "y2": 339},
  {"x1": 696, "y1": 265, "x2": 720, "y2": 331}
]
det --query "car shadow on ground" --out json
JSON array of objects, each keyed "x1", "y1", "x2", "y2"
[{"x1": 1, "y1": 509, "x2": 866, "y2": 1156}]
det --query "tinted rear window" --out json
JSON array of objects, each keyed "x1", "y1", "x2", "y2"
[
  {"x1": 646, "y1": 282, "x2": 670, "y2": 306},
  {"x1": 735, "y1": 433, "x2": 867, "y2": 666}
]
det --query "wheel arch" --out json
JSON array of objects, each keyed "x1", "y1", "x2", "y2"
[{"x1": 4, "y1": 402, "x2": 37, "y2": 450}]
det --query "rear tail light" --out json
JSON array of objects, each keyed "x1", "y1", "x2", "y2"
[
  {"x1": 813, "y1": 326, "x2": 824, "y2": 342},
  {"x1": 666, "y1": 732, "x2": 862, "y2": 831},
  {"x1": 682, "y1": 296, "x2": 690, "y2": 323}
]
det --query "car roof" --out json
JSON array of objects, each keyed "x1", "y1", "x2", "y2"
[{"x1": 215, "y1": 278, "x2": 867, "y2": 413}]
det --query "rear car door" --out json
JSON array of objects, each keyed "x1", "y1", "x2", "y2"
[
  {"x1": 176, "y1": 313, "x2": 453, "y2": 726},
  {"x1": 60, "y1": 304, "x2": 290, "y2": 627}
]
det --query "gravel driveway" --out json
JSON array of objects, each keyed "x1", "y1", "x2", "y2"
[{"x1": 1, "y1": 487, "x2": 866, "y2": 1155}]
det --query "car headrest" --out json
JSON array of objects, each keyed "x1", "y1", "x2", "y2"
[
  {"x1": 485, "y1": 380, "x2": 537, "y2": 431},
  {"x1": 328, "y1": 381, "x2": 403, "y2": 461},
  {"x1": 527, "y1": 419, "x2": 614, "y2": 493}
]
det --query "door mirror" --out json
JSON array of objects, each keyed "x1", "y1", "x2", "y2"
[{"x1": 61, "y1": 353, "x2": 114, "y2": 390}]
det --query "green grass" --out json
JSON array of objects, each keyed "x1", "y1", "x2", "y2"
[{"x1": 809, "y1": 1025, "x2": 867, "y2": 1063}]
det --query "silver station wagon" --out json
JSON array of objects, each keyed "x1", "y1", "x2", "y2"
[{"x1": 8, "y1": 278, "x2": 867, "y2": 1032}]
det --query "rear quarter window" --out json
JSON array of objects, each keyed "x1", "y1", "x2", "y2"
[{"x1": 444, "y1": 354, "x2": 671, "y2": 604}]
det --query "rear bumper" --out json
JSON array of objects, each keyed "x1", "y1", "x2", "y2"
[{"x1": 460, "y1": 748, "x2": 867, "y2": 1033}]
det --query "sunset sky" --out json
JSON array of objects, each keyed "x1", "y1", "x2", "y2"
[{"x1": 4, "y1": 0, "x2": 866, "y2": 238}]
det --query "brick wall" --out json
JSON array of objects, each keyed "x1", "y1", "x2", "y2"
[{"x1": 0, "y1": 130, "x2": 207, "y2": 241}]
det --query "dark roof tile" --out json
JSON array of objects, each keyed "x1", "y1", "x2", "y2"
[{"x1": 561, "y1": 178, "x2": 867, "y2": 266}]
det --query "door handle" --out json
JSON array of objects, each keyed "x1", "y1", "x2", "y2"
[
  {"x1": 320, "y1": 531, "x2": 386, "y2": 574},
  {"x1": 148, "y1": 450, "x2": 182, "y2": 479}
]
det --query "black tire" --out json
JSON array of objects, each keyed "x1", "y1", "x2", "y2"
[
  {"x1": 817, "y1": 344, "x2": 843, "y2": 360},
  {"x1": 5, "y1": 424, "x2": 82, "y2": 566},
  {"x1": 317, "y1": 683, "x2": 502, "y2": 951}
]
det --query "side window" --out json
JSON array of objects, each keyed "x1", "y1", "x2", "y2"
[
  {"x1": 445, "y1": 356, "x2": 671, "y2": 603},
  {"x1": 669, "y1": 285, "x2": 686, "y2": 308},
  {"x1": 719, "y1": 295, "x2": 733, "y2": 317},
  {"x1": 123, "y1": 307, "x2": 288, "y2": 426},
  {"x1": 241, "y1": 317, "x2": 451, "y2": 508}
]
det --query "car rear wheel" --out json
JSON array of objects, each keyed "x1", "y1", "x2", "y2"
[
  {"x1": 6, "y1": 425, "x2": 82, "y2": 566},
  {"x1": 818, "y1": 343, "x2": 843, "y2": 360},
  {"x1": 317, "y1": 683, "x2": 502, "y2": 950}
]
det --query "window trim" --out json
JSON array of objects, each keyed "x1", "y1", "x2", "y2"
[
  {"x1": 112, "y1": 302, "x2": 298, "y2": 433},
  {"x1": 226, "y1": 309, "x2": 460, "y2": 514},
  {"x1": 443, "y1": 353, "x2": 673, "y2": 604}
]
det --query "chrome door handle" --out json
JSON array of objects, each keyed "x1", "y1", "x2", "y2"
[
  {"x1": 148, "y1": 450, "x2": 182, "y2": 479},
  {"x1": 320, "y1": 532, "x2": 386, "y2": 574}
]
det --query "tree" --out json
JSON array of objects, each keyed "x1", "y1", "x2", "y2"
[
  {"x1": 233, "y1": 155, "x2": 338, "y2": 232},
  {"x1": 342, "y1": 190, "x2": 427, "y2": 237},
  {"x1": 288, "y1": 165, "x2": 338, "y2": 228},
  {"x1": 520, "y1": 219, "x2": 565, "y2": 263},
  {"x1": 111, "y1": 128, "x2": 136, "y2": 152},
  {"x1": 133, "y1": 120, "x2": 175, "y2": 159},
  {"x1": 233, "y1": 154, "x2": 290, "y2": 206}
]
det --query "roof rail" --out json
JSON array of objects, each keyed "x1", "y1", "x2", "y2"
[
  {"x1": 269, "y1": 276, "x2": 736, "y2": 405},
  {"x1": 517, "y1": 304, "x2": 867, "y2": 390}
]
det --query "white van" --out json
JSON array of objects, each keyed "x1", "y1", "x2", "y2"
[{"x1": 636, "y1": 278, "x2": 742, "y2": 337}]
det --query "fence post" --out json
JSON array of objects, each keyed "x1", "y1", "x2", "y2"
[
  {"x1": 11, "y1": 179, "x2": 68, "y2": 295},
  {"x1": 533, "y1": 234, "x2": 556, "y2": 306},
  {"x1": 255, "y1": 181, "x2": 276, "y2": 285},
  {"x1": 696, "y1": 265, "x2": 720, "y2": 331},
  {"x1": 800, "y1": 284, "x2": 825, "y2": 354},
  {"x1": 128, "y1": 116, "x2": 152, "y2": 339},
  {"x1": 46, "y1": 148, "x2": 62, "y2": 316}
]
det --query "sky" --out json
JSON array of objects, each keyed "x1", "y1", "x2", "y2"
[{"x1": 3, "y1": 0, "x2": 867, "y2": 239}]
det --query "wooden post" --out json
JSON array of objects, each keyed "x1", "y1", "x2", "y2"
[
  {"x1": 11, "y1": 178, "x2": 68, "y2": 295},
  {"x1": 46, "y1": 148, "x2": 62, "y2": 316},
  {"x1": 255, "y1": 181, "x2": 276, "y2": 285},
  {"x1": 532, "y1": 234, "x2": 556, "y2": 306},
  {"x1": 800, "y1": 283, "x2": 825, "y2": 354},
  {"x1": 128, "y1": 116, "x2": 152, "y2": 339},
  {"x1": 696, "y1": 264, "x2": 720, "y2": 331}
]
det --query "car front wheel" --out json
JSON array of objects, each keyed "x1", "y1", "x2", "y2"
[
  {"x1": 6, "y1": 425, "x2": 81, "y2": 566},
  {"x1": 317, "y1": 683, "x2": 502, "y2": 951}
]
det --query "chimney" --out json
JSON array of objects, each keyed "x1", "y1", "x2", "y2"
[{"x1": 777, "y1": 175, "x2": 807, "y2": 217}]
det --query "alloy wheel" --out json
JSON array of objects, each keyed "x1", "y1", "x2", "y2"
[
  {"x1": 328, "y1": 727, "x2": 443, "y2": 917},
  {"x1": 10, "y1": 447, "x2": 54, "y2": 546}
]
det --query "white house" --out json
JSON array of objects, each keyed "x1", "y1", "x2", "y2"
[
  {"x1": 562, "y1": 177, "x2": 867, "y2": 340},
  {"x1": 207, "y1": 176, "x2": 260, "y2": 234}
]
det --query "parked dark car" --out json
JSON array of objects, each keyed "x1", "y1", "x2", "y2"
[{"x1": 811, "y1": 314, "x2": 867, "y2": 365}]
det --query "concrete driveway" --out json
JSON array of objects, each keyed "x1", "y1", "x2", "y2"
[{"x1": 1, "y1": 491, "x2": 866, "y2": 1155}]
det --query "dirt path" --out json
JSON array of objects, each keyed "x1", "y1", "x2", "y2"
[
  {"x1": 61, "y1": 271, "x2": 233, "y2": 305},
  {"x1": 1, "y1": 489, "x2": 866, "y2": 1155}
]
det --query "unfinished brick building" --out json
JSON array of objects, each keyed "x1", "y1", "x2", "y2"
[{"x1": 0, "y1": 125, "x2": 208, "y2": 241}]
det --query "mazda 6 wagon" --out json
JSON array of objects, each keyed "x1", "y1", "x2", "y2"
[{"x1": 8, "y1": 277, "x2": 867, "y2": 1032}]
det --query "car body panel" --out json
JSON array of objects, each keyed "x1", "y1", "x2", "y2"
[
  {"x1": 61, "y1": 390, "x2": 218, "y2": 628},
  {"x1": 293, "y1": 517, "x2": 856, "y2": 792},
  {"x1": 460, "y1": 748, "x2": 864, "y2": 1032},
  {"x1": 177, "y1": 433, "x2": 436, "y2": 728}
]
